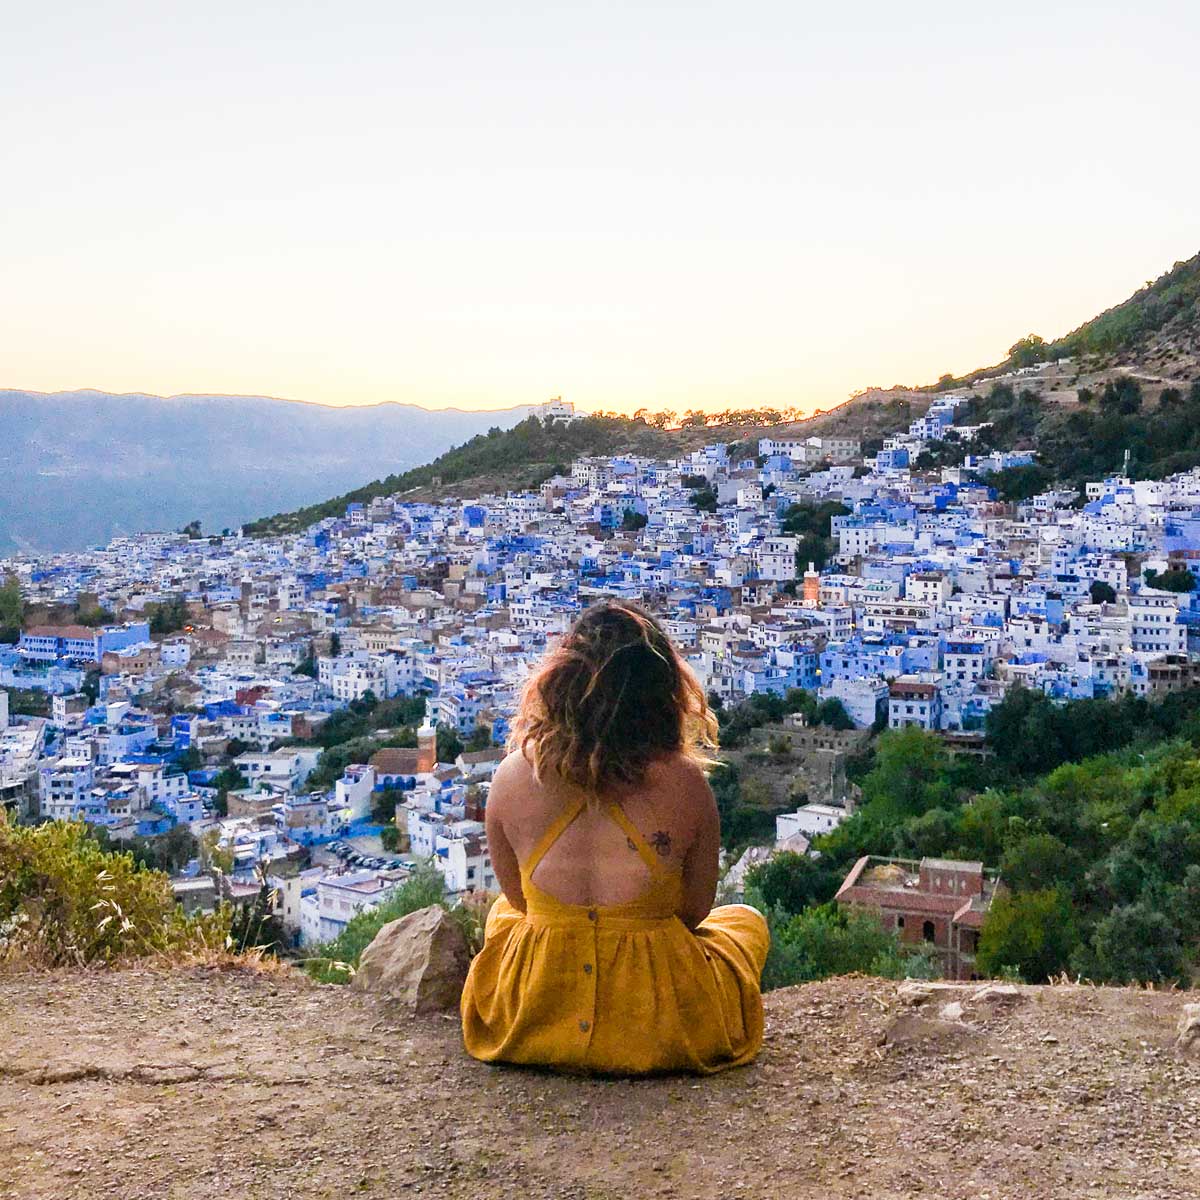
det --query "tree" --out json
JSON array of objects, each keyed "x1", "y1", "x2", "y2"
[
  {"x1": 689, "y1": 487, "x2": 718, "y2": 513},
  {"x1": 977, "y1": 889, "x2": 1078, "y2": 983},
  {"x1": 1143, "y1": 567, "x2": 1196, "y2": 593},
  {"x1": 814, "y1": 698, "x2": 854, "y2": 730},
  {"x1": 466, "y1": 724, "x2": 493, "y2": 751},
  {"x1": 745, "y1": 852, "x2": 839, "y2": 917},
  {"x1": 380, "y1": 825, "x2": 402, "y2": 853},
  {"x1": 766, "y1": 733, "x2": 792, "y2": 758},
  {"x1": 769, "y1": 903, "x2": 934, "y2": 986},
  {"x1": 75, "y1": 604, "x2": 116, "y2": 627},
  {"x1": 1000, "y1": 834, "x2": 1081, "y2": 893},
  {"x1": 1089, "y1": 580, "x2": 1117, "y2": 605},
  {"x1": 147, "y1": 594, "x2": 189, "y2": 635},
  {"x1": 984, "y1": 686, "x2": 1064, "y2": 777},
  {"x1": 92, "y1": 823, "x2": 199, "y2": 874},
  {"x1": 858, "y1": 727, "x2": 952, "y2": 821},
  {"x1": 1099, "y1": 377, "x2": 1142, "y2": 416},
  {"x1": 988, "y1": 464, "x2": 1052, "y2": 502},
  {"x1": 211, "y1": 766, "x2": 249, "y2": 817},
  {"x1": 306, "y1": 736, "x2": 383, "y2": 791},
  {"x1": 175, "y1": 745, "x2": 203, "y2": 773},
  {"x1": 621, "y1": 508, "x2": 648, "y2": 531},
  {"x1": 329, "y1": 632, "x2": 342, "y2": 657},
  {"x1": 1075, "y1": 901, "x2": 1189, "y2": 986},
  {"x1": 0, "y1": 574, "x2": 23, "y2": 643},
  {"x1": 781, "y1": 501, "x2": 850, "y2": 571},
  {"x1": 1008, "y1": 334, "x2": 1047, "y2": 368},
  {"x1": 436, "y1": 724, "x2": 463, "y2": 764},
  {"x1": 199, "y1": 829, "x2": 235, "y2": 874}
]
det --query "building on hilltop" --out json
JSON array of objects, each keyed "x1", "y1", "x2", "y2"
[
  {"x1": 835, "y1": 855, "x2": 1003, "y2": 980},
  {"x1": 534, "y1": 396, "x2": 582, "y2": 424}
]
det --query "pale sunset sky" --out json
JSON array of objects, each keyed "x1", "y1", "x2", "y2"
[{"x1": 3, "y1": 1, "x2": 1197, "y2": 416}]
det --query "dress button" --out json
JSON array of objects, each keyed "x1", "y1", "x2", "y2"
[
  {"x1": 587, "y1": 909, "x2": 598, "y2": 922},
  {"x1": 583, "y1": 962, "x2": 593, "y2": 974},
  {"x1": 579, "y1": 1019, "x2": 590, "y2": 1032}
]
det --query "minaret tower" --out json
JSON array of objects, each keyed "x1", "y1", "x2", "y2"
[
  {"x1": 802, "y1": 561, "x2": 821, "y2": 608},
  {"x1": 417, "y1": 715, "x2": 438, "y2": 773}
]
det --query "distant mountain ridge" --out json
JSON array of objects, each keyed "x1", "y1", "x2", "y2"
[{"x1": 0, "y1": 390, "x2": 534, "y2": 554}]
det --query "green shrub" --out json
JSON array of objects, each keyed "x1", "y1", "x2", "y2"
[
  {"x1": 0, "y1": 817, "x2": 229, "y2": 967},
  {"x1": 743, "y1": 889, "x2": 939, "y2": 991}
]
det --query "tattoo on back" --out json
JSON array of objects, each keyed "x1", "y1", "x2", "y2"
[{"x1": 651, "y1": 831, "x2": 671, "y2": 857}]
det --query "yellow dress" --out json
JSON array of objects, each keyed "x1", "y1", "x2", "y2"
[{"x1": 460, "y1": 795, "x2": 770, "y2": 1075}]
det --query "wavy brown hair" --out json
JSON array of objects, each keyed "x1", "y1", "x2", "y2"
[{"x1": 510, "y1": 600, "x2": 718, "y2": 797}]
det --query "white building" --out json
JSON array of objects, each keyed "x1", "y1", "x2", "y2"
[
  {"x1": 888, "y1": 676, "x2": 943, "y2": 731},
  {"x1": 1129, "y1": 595, "x2": 1187, "y2": 655},
  {"x1": 758, "y1": 536, "x2": 799, "y2": 582},
  {"x1": 334, "y1": 764, "x2": 377, "y2": 821},
  {"x1": 298, "y1": 870, "x2": 410, "y2": 947},
  {"x1": 776, "y1": 803, "x2": 847, "y2": 842}
]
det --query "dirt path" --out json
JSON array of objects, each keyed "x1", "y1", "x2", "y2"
[{"x1": 1, "y1": 969, "x2": 1195, "y2": 1200}]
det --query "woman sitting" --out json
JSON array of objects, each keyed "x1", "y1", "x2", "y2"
[{"x1": 461, "y1": 600, "x2": 769, "y2": 1075}]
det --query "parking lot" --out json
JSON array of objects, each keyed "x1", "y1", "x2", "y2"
[{"x1": 317, "y1": 837, "x2": 411, "y2": 874}]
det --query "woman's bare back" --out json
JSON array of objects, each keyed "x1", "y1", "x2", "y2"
[{"x1": 485, "y1": 749, "x2": 721, "y2": 928}]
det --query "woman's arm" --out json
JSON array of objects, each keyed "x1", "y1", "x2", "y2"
[
  {"x1": 485, "y1": 762, "x2": 527, "y2": 913},
  {"x1": 678, "y1": 768, "x2": 720, "y2": 931}
]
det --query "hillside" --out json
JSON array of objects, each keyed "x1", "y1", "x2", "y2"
[
  {"x1": 243, "y1": 413, "x2": 770, "y2": 536},
  {"x1": 1048, "y1": 251, "x2": 1200, "y2": 369},
  {"x1": 244, "y1": 396, "x2": 943, "y2": 536},
  {"x1": 0, "y1": 391, "x2": 532, "y2": 554},
  {"x1": 244, "y1": 248, "x2": 1200, "y2": 536},
  {"x1": 1, "y1": 967, "x2": 1195, "y2": 1199}
]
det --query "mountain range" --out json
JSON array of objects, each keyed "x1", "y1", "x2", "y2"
[
  {"x1": 7, "y1": 250, "x2": 1197, "y2": 555},
  {"x1": 0, "y1": 391, "x2": 533, "y2": 554}
]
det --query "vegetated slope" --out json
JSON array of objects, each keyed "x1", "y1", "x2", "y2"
[
  {"x1": 244, "y1": 397, "x2": 933, "y2": 537},
  {"x1": 862, "y1": 251, "x2": 1200, "y2": 485},
  {"x1": 1, "y1": 967, "x2": 1195, "y2": 1200},
  {"x1": 960, "y1": 372, "x2": 1200, "y2": 486},
  {"x1": 244, "y1": 414, "x2": 739, "y2": 536},
  {"x1": 1048, "y1": 250, "x2": 1200, "y2": 366},
  {"x1": 0, "y1": 390, "x2": 532, "y2": 554},
  {"x1": 918, "y1": 251, "x2": 1200, "y2": 394},
  {"x1": 246, "y1": 247, "x2": 1200, "y2": 537}
]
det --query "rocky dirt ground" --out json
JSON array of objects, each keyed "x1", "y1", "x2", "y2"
[{"x1": 1, "y1": 968, "x2": 1196, "y2": 1200}]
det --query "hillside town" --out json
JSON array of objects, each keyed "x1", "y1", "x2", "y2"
[{"x1": 3, "y1": 396, "x2": 1199, "y2": 968}]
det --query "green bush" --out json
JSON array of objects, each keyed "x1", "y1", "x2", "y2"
[
  {"x1": 976, "y1": 889, "x2": 1078, "y2": 983},
  {"x1": 744, "y1": 890, "x2": 939, "y2": 991},
  {"x1": 0, "y1": 817, "x2": 228, "y2": 967}
]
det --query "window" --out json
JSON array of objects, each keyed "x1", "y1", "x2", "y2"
[{"x1": 922, "y1": 920, "x2": 935, "y2": 942}]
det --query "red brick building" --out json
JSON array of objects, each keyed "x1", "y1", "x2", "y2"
[{"x1": 835, "y1": 856, "x2": 1004, "y2": 980}]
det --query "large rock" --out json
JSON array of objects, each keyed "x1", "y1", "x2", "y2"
[
  {"x1": 1177, "y1": 1003, "x2": 1200, "y2": 1056},
  {"x1": 351, "y1": 905, "x2": 471, "y2": 1013}
]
